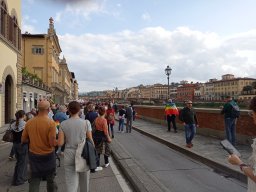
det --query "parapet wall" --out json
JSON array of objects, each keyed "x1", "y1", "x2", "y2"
[{"x1": 133, "y1": 105, "x2": 256, "y2": 145}]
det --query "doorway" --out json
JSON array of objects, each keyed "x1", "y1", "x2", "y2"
[{"x1": 5, "y1": 75, "x2": 13, "y2": 123}]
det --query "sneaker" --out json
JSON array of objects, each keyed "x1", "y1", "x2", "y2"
[
  {"x1": 104, "y1": 163, "x2": 110, "y2": 168},
  {"x1": 95, "y1": 167, "x2": 103, "y2": 172},
  {"x1": 8, "y1": 156, "x2": 14, "y2": 160},
  {"x1": 186, "y1": 144, "x2": 192, "y2": 148}
]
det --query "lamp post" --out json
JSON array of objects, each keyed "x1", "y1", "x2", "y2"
[{"x1": 165, "y1": 65, "x2": 172, "y2": 99}]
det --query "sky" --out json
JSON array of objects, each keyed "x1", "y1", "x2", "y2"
[{"x1": 22, "y1": 0, "x2": 256, "y2": 92}]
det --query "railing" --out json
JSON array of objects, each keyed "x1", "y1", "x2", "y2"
[
  {"x1": 51, "y1": 82, "x2": 65, "y2": 92},
  {"x1": 132, "y1": 105, "x2": 256, "y2": 145},
  {"x1": 22, "y1": 76, "x2": 51, "y2": 92}
]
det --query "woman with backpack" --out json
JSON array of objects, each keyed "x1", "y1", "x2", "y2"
[{"x1": 11, "y1": 110, "x2": 28, "y2": 186}]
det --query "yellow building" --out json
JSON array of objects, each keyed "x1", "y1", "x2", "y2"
[
  {"x1": 59, "y1": 56, "x2": 72, "y2": 103},
  {"x1": 22, "y1": 17, "x2": 68, "y2": 104},
  {"x1": 0, "y1": 0, "x2": 21, "y2": 125},
  {"x1": 213, "y1": 74, "x2": 256, "y2": 100}
]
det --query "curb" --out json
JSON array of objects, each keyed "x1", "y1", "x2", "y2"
[{"x1": 132, "y1": 126, "x2": 247, "y2": 184}]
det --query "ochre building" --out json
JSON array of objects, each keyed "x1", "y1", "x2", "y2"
[
  {"x1": 22, "y1": 17, "x2": 78, "y2": 104},
  {"x1": 0, "y1": 0, "x2": 22, "y2": 126}
]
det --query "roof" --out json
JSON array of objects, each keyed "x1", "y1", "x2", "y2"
[{"x1": 22, "y1": 34, "x2": 46, "y2": 38}]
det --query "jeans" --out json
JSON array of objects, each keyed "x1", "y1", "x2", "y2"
[
  {"x1": 64, "y1": 148, "x2": 90, "y2": 192},
  {"x1": 184, "y1": 124, "x2": 196, "y2": 144},
  {"x1": 167, "y1": 115, "x2": 177, "y2": 131},
  {"x1": 119, "y1": 119, "x2": 124, "y2": 131},
  {"x1": 224, "y1": 118, "x2": 236, "y2": 145},
  {"x1": 12, "y1": 143, "x2": 28, "y2": 185},
  {"x1": 96, "y1": 154, "x2": 109, "y2": 167},
  {"x1": 10, "y1": 145, "x2": 15, "y2": 157},
  {"x1": 108, "y1": 123, "x2": 114, "y2": 137},
  {"x1": 29, "y1": 172, "x2": 57, "y2": 192},
  {"x1": 126, "y1": 118, "x2": 132, "y2": 133}
]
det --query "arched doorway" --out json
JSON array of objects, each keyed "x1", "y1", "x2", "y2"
[{"x1": 5, "y1": 75, "x2": 13, "y2": 123}]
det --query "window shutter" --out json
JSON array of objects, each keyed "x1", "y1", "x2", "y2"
[
  {"x1": 18, "y1": 28, "x2": 21, "y2": 50},
  {"x1": 41, "y1": 48, "x2": 44, "y2": 54}
]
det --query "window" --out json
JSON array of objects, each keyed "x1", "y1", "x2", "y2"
[
  {"x1": 32, "y1": 46, "x2": 44, "y2": 55},
  {"x1": 0, "y1": 1, "x2": 7, "y2": 37},
  {"x1": 23, "y1": 92, "x2": 27, "y2": 98}
]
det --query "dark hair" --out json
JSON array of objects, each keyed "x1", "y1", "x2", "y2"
[
  {"x1": 15, "y1": 110, "x2": 25, "y2": 128},
  {"x1": 68, "y1": 101, "x2": 80, "y2": 115},
  {"x1": 98, "y1": 106, "x2": 106, "y2": 116},
  {"x1": 249, "y1": 97, "x2": 256, "y2": 112}
]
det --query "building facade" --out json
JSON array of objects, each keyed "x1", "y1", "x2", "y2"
[
  {"x1": 176, "y1": 84, "x2": 196, "y2": 102},
  {"x1": 22, "y1": 17, "x2": 69, "y2": 105},
  {"x1": 213, "y1": 74, "x2": 256, "y2": 100},
  {"x1": 0, "y1": 0, "x2": 21, "y2": 125}
]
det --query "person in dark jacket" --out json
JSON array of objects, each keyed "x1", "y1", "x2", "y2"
[
  {"x1": 125, "y1": 104, "x2": 133, "y2": 133},
  {"x1": 85, "y1": 104, "x2": 98, "y2": 129},
  {"x1": 118, "y1": 105, "x2": 126, "y2": 132},
  {"x1": 221, "y1": 96, "x2": 239, "y2": 146},
  {"x1": 11, "y1": 110, "x2": 28, "y2": 186},
  {"x1": 179, "y1": 100, "x2": 198, "y2": 148}
]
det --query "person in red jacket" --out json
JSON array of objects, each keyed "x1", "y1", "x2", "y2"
[
  {"x1": 165, "y1": 99, "x2": 179, "y2": 133},
  {"x1": 106, "y1": 103, "x2": 115, "y2": 138}
]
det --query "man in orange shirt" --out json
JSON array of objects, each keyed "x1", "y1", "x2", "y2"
[{"x1": 22, "y1": 100, "x2": 63, "y2": 192}]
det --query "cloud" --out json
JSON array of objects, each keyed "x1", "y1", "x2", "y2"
[
  {"x1": 57, "y1": 27, "x2": 256, "y2": 92},
  {"x1": 141, "y1": 12, "x2": 151, "y2": 21},
  {"x1": 21, "y1": 15, "x2": 39, "y2": 34},
  {"x1": 50, "y1": 0, "x2": 107, "y2": 28}
]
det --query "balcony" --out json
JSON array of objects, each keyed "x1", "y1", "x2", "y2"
[
  {"x1": 51, "y1": 82, "x2": 65, "y2": 92},
  {"x1": 22, "y1": 75, "x2": 51, "y2": 92}
]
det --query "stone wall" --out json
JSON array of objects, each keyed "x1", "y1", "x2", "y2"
[{"x1": 133, "y1": 105, "x2": 256, "y2": 144}]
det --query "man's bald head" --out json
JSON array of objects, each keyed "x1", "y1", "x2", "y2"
[{"x1": 38, "y1": 100, "x2": 50, "y2": 111}]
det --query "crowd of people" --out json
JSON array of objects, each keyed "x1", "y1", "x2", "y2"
[
  {"x1": 163, "y1": 96, "x2": 256, "y2": 191},
  {"x1": 164, "y1": 96, "x2": 242, "y2": 148},
  {"x1": 6, "y1": 96, "x2": 256, "y2": 191},
  {"x1": 7, "y1": 99, "x2": 136, "y2": 192}
]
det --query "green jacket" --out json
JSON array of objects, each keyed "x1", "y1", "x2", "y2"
[{"x1": 221, "y1": 100, "x2": 237, "y2": 118}]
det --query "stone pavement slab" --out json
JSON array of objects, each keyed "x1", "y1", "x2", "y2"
[
  {"x1": 0, "y1": 140, "x2": 124, "y2": 192},
  {"x1": 130, "y1": 118, "x2": 251, "y2": 183}
]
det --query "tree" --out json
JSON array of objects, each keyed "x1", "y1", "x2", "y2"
[
  {"x1": 243, "y1": 85, "x2": 253, "y2": 92},
  {"x1": 252, "y1": 81, "x2": 256, "y2": 89}
]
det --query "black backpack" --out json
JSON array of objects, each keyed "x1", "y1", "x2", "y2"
[{"x1": 230, "y1": 103, "x2": 240, "y2": 118}]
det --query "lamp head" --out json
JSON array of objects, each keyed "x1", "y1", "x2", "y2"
[{"x1": 165, "y1": 65, "x2": 172, "y2": 76}]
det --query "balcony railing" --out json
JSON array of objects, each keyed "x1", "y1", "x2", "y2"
[
  {"x1": 51, "y1": 82, "x2": 65, "y2": 92},
  {"x1": 22, "y1": 75, "x2": 51, "y2": 92}
]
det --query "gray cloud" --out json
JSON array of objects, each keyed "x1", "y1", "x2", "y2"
[{"x1": 58, "y1": 27, "x2": 256, "y2": 92}]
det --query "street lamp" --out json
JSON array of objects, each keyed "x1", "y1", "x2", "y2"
[{"x1": 165, "y1": 65, "x2": 172, "y2": 99}]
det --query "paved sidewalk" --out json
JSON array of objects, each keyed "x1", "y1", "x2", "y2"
[
  {"x1": 130, "y1": 117, "x2": 251, "y2": 183},
  {"x1": 0, "y1": 124, "x2": 126, "y2": 192},
  {"x1": 0, "y1": 116, "x2": 252, "y2": 191}
]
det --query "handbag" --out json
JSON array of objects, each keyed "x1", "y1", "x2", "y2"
[
  {"x1": 2, "y1": 129, "x2": 13, "y2": 142},
  {"x1": 75, "y1": 139, "x2": 89, "y2": 172}
]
